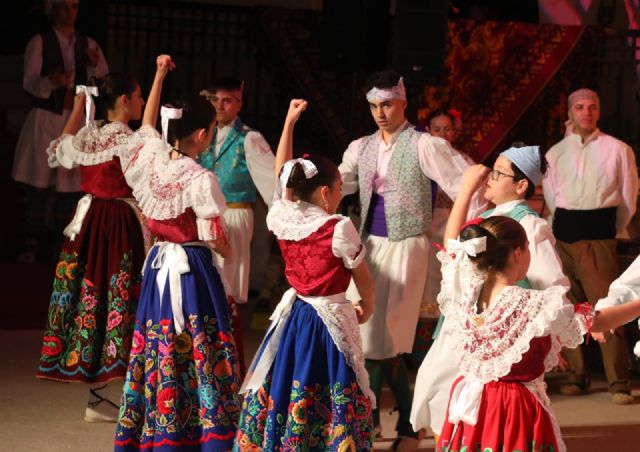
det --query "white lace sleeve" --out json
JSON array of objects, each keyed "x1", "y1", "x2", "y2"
[
  {"x1": 192, "y1": 172, "x2": 228, "y2": 241},
  {"x1": 541, "y1": 286, "x2": 588, "y2": 371},
  {"x1": 331, "y1": 218, "x2": 365, "y2": 269},
  {"x1": 435, "y1": 251, "x2": 484, "y2": 316},
  {"x1": 435, "y1": 251, "x2": 455, "y2": 314},
  {"x1": 47, "y1": 134, "x2": 77, "y2": 169}
]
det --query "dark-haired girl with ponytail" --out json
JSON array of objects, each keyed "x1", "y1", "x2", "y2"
[
  {"x1": 37, "y1": 56, "x2": 173, "y2": 423},
  {"x1": 430, "y1": 167, "x2": 588, "y2": 452},
  {"x1": 114, "y1": 90, "x2": 240, "y2": 450},
  {"x1": 234, "y1": 100, "x2": 375, "y2": 451}
]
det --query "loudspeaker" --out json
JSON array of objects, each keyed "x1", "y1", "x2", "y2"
[
  {"x1": 320, "y1": 0, "x2": 390, "y2": 73},
  {"x1": 392, "y1": 0, "x2": 448, "y2": 85}
]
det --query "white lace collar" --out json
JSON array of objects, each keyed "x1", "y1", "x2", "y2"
[
  {"x1": 131, "y1": 138, "x2": 209, "y2": 220},
  {"x1": 267, "y1": 199, "x2": 344, "y2": 241},
  {"x1": 437, "y1": 251, "x2": 585, "y2": 383},
  {"x1": 65, "y1": 121, "x2": 133, "y2": 166}
]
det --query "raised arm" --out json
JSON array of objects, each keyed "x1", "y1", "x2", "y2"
[
  {"x1": 274, "y1": 99, "x2": 308, "y2": 180},
  {"x1": 444, "y1": 164, "x2": 490, "y2": 243},
  {"x1": 142, "y1": 55, "x2": 176, "y2": 128},
  {"x1": 61, "y1": 93, "x2": 86, "y2": 136}
]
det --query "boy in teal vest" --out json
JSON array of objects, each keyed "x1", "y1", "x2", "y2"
[
  {"x1": 198, "y1": 77, "x2": 275, "y2": 373},
  {"x1": 411, "y1": 144, "x2": 570, "y2": 441}
]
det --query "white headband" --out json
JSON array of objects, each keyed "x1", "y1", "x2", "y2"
[
  {"x1": 366, "y1": 77, "x2": 406, "y2": 102},
  {"x1": 160, "y1": 106, "x2": 183, "y2": 144},
  {"x1": 277, "y1": 158, "x2": 318, "y2": 200},
  {"x1": 75, "y1": 85, "x2": 98, "y2": 126}
]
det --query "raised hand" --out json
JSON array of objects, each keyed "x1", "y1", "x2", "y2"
[
  {"x1": 285, "y1": 99, "x2": 308, "y2": 125},
  {"x1": 156, "y1": 55, "x2": 176, "y2": 78},
  {"x1": 72, "y1": 93, "x2": 86, "y2": 112},
  {"x1": 460, "y1": 164, "x2": 490, "y2": 197}
]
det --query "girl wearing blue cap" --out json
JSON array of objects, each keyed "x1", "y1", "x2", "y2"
[{"x1": 411, "y1": 145, "x2": 570, "y2": 442}]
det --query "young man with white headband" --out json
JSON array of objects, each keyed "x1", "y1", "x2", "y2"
[
  {"x1": 339, "y1": 70, "x2": 486, "y2": 448},
  {"x1": 543, "y1": 88, "x2": 638, "y2": 404},
  {"x1": 12, "y1": 0, "x2": 108, "y2": 264},
  {"x1": 198, "y1": 77, "x2": 275, "y2": 360},
  {"x1": 411, "y1": 144, "x2": 570, "y2": 441}
]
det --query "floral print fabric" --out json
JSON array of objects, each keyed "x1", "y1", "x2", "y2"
[
  {"x1": 115, "y1": 245, "x2": 241, "y2": 451},
  {"x1": 234, "y1": 300, "x2": 373, "y2": 451},
  {"x1": 37, "y1": 198, "x2": 144, "y2": 383}
]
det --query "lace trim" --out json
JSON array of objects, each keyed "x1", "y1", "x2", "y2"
[
  {"x1": 131, "y1": 139, "x2": 211, "y2": 220},
  {"x1": 438, "y1": 252, "x2": 586, "y2": 383},
  {"x1": 522, "y1": 378, "x2": 567, "y2": 452},
  {"x1": 312, "y1": 303, "x2": 376, "y2": 407},
  {"x1": 47, "y1": 123, "x2": 160, "y2": 168},
  {"x1": 267, "y1": 199, "x2": 345, "y2": 241}
]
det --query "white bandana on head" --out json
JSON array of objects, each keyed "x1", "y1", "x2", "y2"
[
  {"x1": 160, "y1": 106, "x2": 183, "y2": 144},
  {"x1": 277, "y1": 158, "x2": 318, "y2": 200},
  {"x1": 75, "y1": 85, "x2": 98, "y2": 126},
  {"x1": 366, "y1": 77, "x2": 407, "y2": 102}
]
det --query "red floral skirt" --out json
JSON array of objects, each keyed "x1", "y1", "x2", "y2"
[
  {"x1": 437, "y1": 377, "x2": 559, "y2": 452},
  {"x1": 37, "y1": 198, "x2": 144, "y2": 383}
]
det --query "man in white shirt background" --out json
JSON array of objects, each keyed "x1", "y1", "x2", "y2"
[
  {"x1": 543, "y1": 88, "x2": 638, "y2": 405},
  {"x1": 12, "y1": 0, "x2": 108, "y2": 264}
]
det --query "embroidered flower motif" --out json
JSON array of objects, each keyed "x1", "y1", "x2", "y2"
[
  {"x1": 160, "y1": 356, "x2": 175, "y2": 377},
  {"x1": 83, "y1": 314, "x2": 96, "y2": 329},
  {"x1": 157, "y1": 387, "x2": 176, "y2": 415},
  {"x1": 283, "y1": 437, "x2": 304, "y2": 450},
  {"x1": 174, "y1": 332, "x2": 192, "y2": 354},
  {"x1": 40, "y1": 336, "x2": 63, "y2": 357},
  {"x1": 67, "y1": 350, "x2": 79, "y2": 367},
  {"x1": 131, "y1": 330, "x2": 145, "y2": 354},
  {"x1": 107, "y1": 340, "x2": 117, "y2": 358},
  {"x1": 338, "y1": 436, "x2": 356, "y2": 452},
  {"x1": 159, "y1": 319, "x2": 172, "y2": 334},
  {"x1": 65, "y1": 262, "x2": 78, "y2": 280},
  {"x1": 55, "y1": 261, "x2": 68, "y2": 279},
  {"x1": 107, "y1": 311, "x2": 123, "y2": 331},
  {"x1": 290, "y1": 399, "x2": 307, "y2": 425}
]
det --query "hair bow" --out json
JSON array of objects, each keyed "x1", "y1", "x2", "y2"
[
  {"x1": 75, "y1": 85, "x2": 98, "y2": 126},
  {"x1": 446, "y1": 237, "x2": 487, "y2": 259},
  {"x1": 277, "y1": 158, "x2": 318, "y2": 200},
  {"x1": 160, "y1": 106, "x2": 183, "y2": 144}
]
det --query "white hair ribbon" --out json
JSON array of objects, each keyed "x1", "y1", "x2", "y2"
[
  {"x1": 160, "y1": 106, "x2": 183, "y2": 144},
  {"x1": 366, "y1": 77, "x2": 407, "y2": 102},
  {"x1": 75, "y1": 85, "x2": 98, "y2": 126},
  {"x1": 446, "y1": 237, "x2": 487, "y2": 259},
  {"x1": 277, "y1": 158, "x2": 319, "y2": 199}
]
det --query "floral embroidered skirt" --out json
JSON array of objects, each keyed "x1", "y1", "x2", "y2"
[
  {"x1": 438, "y1": 378, "x2": 559, "y2": 452},
  {"x1": 234, "y1": 300, "x2": 373, "y2": 451},
  {"x1": 115, "y1": 244, "x2": 241, "y2": 451},
  {"x1": 37, "y1": 198, "x2": 144, "y2": 383}
]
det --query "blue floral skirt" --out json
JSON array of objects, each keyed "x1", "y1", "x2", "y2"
[
  {"x1": 234, "y1": 299, "x2": 373, "y2": 451},
  {"x1": 115, "y1": 245, "x2": 241, "y2": 451}
]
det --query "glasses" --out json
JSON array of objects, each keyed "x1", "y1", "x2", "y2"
[{"x1": 488, "y1": 169, "x2": 515, "y2": 181}]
